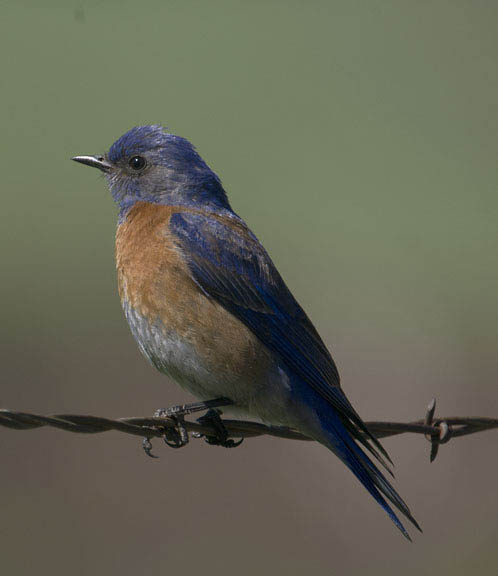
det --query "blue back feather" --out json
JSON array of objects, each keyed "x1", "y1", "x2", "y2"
[{"x1": 170, "y1": 210, "x2": 420, "y2": 539}]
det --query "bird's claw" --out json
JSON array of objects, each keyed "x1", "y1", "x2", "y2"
[
  {"x1": 142, "y1": 408, "x2": 190, "y2": 457},
  {"x1": 196, "y1": 408, "x2": 244, "y2": 449},
  {"x1": 204, "y1": 436, "x2": 244, "y2": 448},
  {"x1": 162, "y1": 415, "x2": 189, "y2": 449},
  {"x1": 142, "y1": 437, "x2": 159, "y2": 458},
  {"x1": 153, "y1": 407, "x2": 190, "y2": 448},
  {"x1": 142, "y1": 399, "x2": 238, "y2": 456}
]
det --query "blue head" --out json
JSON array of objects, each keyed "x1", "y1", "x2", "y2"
[{"x1": 72, "y1": 125, "x2": 231, "y2": 217}]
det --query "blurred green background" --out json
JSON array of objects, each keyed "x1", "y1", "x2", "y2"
[{"x1": 1, "y1": 1, "x2": 497, "y2": 574}]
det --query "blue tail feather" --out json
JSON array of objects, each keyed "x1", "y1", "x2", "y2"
[{"x1": 315, "y1": 402, "x2": 420, "y2": 540}]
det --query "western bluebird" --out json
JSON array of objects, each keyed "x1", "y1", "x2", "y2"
[{"x1": 73, "y1": 125, "x2": 420, "y2": 539}]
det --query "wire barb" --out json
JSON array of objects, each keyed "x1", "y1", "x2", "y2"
[
  {"x1": 424, "y1": 398, "x2": 440, "y2": 462},
  {"x1": 0, "y1": 400, "x2": 497, "y2": 461}
]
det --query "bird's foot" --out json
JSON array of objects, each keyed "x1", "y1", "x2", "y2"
[
  {"x1": 153, "y1": 398, "x2": 232, "y2": 419},
  {"x1": 142, "y1": 413, "x2": 189, "y2": 458},
  {"x1": 142, "y1": 398, "x2": 233, "y2": 457},
  {"x1": 142, "y1": 437, "x2": 158, "y2": 458},
  {"x1": 194, "y1": 408, "x2": 244, "y2": 448},
  {"x1": 152, "y1": 407, "x2": 191, "y2": 451}
]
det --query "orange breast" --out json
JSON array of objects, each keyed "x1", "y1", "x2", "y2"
[
  {"x1": 116, "y1": 202, "x2": 193, "y2": 324},
  {"x1": 115, "y1": 202, "x2": 274, "y2": 398}
]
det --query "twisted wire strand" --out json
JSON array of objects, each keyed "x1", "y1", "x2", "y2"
[{"x1": 1, "y1": 399, "x2": 497, "y2": 461}]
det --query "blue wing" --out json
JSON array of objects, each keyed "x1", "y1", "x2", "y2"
[
  {"x1": 170, "y1": 210, "x2": 388, "y2": 464},
  {"x1": 170, "y1": 210, "x2": 420, "y2": 538}
]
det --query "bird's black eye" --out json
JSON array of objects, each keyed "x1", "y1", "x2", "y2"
[{"x1": 128, "y1": 155, "x2": 147, "y2": 171}]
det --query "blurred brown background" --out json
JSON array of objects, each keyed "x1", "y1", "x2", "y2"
[{"x1": 1, "y1": 1, "x2": 497, "y2": 574}]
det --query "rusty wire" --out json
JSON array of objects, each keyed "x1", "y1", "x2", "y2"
[{"x1": 0, "y1": 398, "x2": 497, "y2": 461}]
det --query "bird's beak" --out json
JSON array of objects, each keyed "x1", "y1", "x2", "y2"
[{"x1": 71, "y1": 155, "x2": 112, "y2": 173}]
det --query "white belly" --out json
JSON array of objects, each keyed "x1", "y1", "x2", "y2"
[{"x1": 122, "y1": 300, "x2": 299, "y2": 426}]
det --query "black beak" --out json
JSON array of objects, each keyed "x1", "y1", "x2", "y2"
[{"x1": 72, "y1": 155, "x2": 112, "y2": 173}]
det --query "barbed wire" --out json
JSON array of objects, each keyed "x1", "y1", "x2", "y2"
[{"x1": 0, "y1": 398, "x2": 496, "y2": 461}]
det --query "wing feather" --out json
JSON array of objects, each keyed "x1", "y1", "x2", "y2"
[{"x1": 170, "y1": 211, "x2": 391, "y2": 467}]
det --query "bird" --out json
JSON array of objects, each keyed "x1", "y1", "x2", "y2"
[{"x1": 72, "y1": 124, "x2": 420, "y2": 539}]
